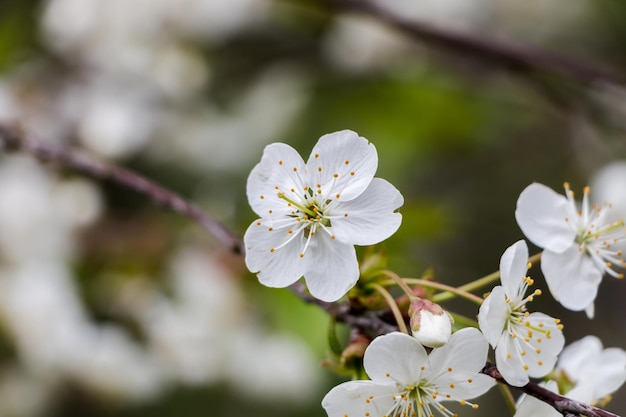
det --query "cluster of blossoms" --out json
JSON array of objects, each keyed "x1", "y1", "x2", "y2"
[{"x1": 243, "y1": 131, "x2": 626, "y2": 417}]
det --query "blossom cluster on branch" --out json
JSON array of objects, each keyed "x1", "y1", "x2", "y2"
[
  {"x1": 1, "y1": 123, "x2": 625, "y2": 417},
  {"x1": 242, "y1": 131, "x2": 626, "y2": 417}
]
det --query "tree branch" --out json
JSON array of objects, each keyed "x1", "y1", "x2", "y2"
[
  {"x1": 0, "y1": 122, "x2": 622, "y2": 417},
  {"x1": 0, "y1": 123, "x2": 244, "y2": 255},
  {"x1": 332, "y1": 0, "x2": 624, "y2": 86},
  {"x1": 0, "y1": 122, "x2": 398, "y2": 339},
  {"x1": 482, "y1": 363, "x2": 621, "y2": 417},
  {"x1": 290, "y1": 282, "x2": 399, "y2": 336}
]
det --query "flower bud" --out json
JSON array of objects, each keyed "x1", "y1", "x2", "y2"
[{"x1": 409, "y1": 299, "x2": 453, "y2": 348}]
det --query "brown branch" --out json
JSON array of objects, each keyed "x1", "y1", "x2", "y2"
[
  {"x1": 0, "y1": 123, "x2": 244, "y2": 255},
  {"x1": 290, "y1": 282, "x2": 399, "y2": 336},
  {"x1": 482, "y1": 363, "x2": 621, "y2": 417},
  {"x1": 332, "y1": 0, "x2": 624, "y2": 86}
]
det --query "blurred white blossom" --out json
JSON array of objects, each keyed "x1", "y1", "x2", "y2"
[
  {"x1": 373, "y1": 0, "x2": 487, "y2": 31},
  {"x1": 323, "y1": 16, "x2": 413, "y2": 73},
  {"x1": 0, "y1": 156, "x2": 101, "y2": 263},
  {"x1": 121, "y1": 247, "x2": 322, "y2": 400},
  {"x1": 150, "y1": 66, "x2": 309, "y2": 171},
  {"x1": 592, "y1": 162, "x2": 626, "y2": 225},
  {"x1": 514, "y1": 335, "x2": 626, "y2": 417},
  {"x1": 226, "y1": 329, "x2": 321, "y2": 402},
  {"x1": 0, "y1": 159, "x2": 322, "y2": 412}
]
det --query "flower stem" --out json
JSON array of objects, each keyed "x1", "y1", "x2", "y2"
[
  {"x1": 432, "y1": 252, "x2": 543, "y2": 303},
  {"x1": 498, "y1": 384, "x2": 517, "y2": 415},
  {"x1": 396, "y1": 278, "x2": 484, "y2": 305},
  {"x1": 379, "y1": 269, "x2": 419, "y2": 300},
  {"x1": 371, "y1": 283, "x2": 408, "y2": 334}
]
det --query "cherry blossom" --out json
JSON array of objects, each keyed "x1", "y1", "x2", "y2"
[
  {"x1": 322, "y1": 328, "x2": 495, "y2": 417},
  {"x1": 516, "y1": 182, "x2": 626, "y2": 316},
  {"x1": 244, "y1": 130, "x2": 403, "y2": 302},
  {"x1": 478, "y1": 240, "x2": 565, "y2": 387}
]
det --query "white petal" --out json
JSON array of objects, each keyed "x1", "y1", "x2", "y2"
[
  {"x1": 496, "y1": 313, "x2": 565, "y2": 387},
  {"x1": 563, "y1": 385, "x2": 593, "y2": 404},
  {"x1": 557, "y1": 335, "x2": 602, "y2": 379},
  {"x1": 495, "y1": 332, "x2": 530, "y2": 387},
  {"x1": 517, "y1": 313, "x2": 564, "y2": 379},
  {"x1": 515, "y1": 183, "x2": 576, "y2": 253},
  {"x1": 559, "y1": 336, "x2": 626, "y2": 401},
  {"x1": 590, "y1": 348, "x2": 626, "y2": 398},
  {"x1": 429, "y1": 328, "x2": 495, "y2": 400},
  {"x1": 247, "y1": 143, "x2": 306, "y2": 217},
  {"x1": 429, "y1": 328, "x2": 489, "y2": 375},
  {"x1": 302, "y1": 232, "x2": 359, "y2": 302},
  {"x1": 363, "y1": 332, "x2": 428, "y2": 385},
  {"x1": 499, "y1": 240, "x2": 529, "y2": 300},
  {"x1": 308, "y1": 130, "x2": 377, "y2": 201},
  {"x1": 432, "y1": 369, "x2": 495, "y2": 402},
  {"x1": 244, "y1": 219, "x2": 306, "y2": 288},
  {"x1": 322, "y1": 380, "x2": 397, "y2": 417},
  {"x1": 477, "y1": 286, "x2": 509, "y2": 348},
  {"x1": 331, "y1": 178, "x2": 403, "y2": 246},
  {"x1": 541, "y1": 247, "x2": 602, "y2": 311},
  {"x1": 496, "y1": 312, "x2": 564, "y2": 387}
]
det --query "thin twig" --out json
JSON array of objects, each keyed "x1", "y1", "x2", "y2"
[
  {"x1": 482, "y1": 362, "x2": 621, "y2": 417},
  {"x1": 332, "y1": 0, "x2": 624, "y2": 86},
  {"x1": 0, "y1": 123, "x2": 244, "y2": 255}
]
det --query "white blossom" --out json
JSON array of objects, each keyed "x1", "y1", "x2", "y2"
[
  {"x1": 514, "y1": 335, "x2": 626, "y2": 417},
  {"x1": 554, "y1": 335, "x2": 626, "y2": 404},
  {"x1": 244, "y1": 130, "x2": 403, "y2": 302},
  {"x1": 478, "y1": 240, "x2": 565, "y2": 387},
  {"x1": 516, "y1": 182, "x2": 626, "y2": 316},
  {"x1": 322, "y1": 328, "x2": 495, "y2": 417}
]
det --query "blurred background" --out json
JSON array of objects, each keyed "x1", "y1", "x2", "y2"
[{"x1": 0, "y1": 0, "x2": 625, "y2": 415}]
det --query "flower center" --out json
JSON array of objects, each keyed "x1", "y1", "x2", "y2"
[
  {"x1": 563, "y1": 183, "x2": 626, "y2": 279},
  {"x1": 263, "y1": 188, "x2": 339, "y2": 257},
  {"x1": 277, "y1": 190, "x2": 333, "y2": 229},
  {"x1": 382, "y1": 381, "x2": 472, "y2": 417},
  {"x1": 386, "y1": 383, "x2": 444, "y2": 417}
]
